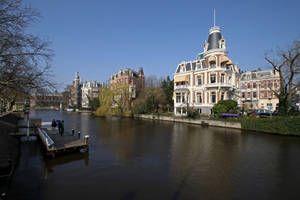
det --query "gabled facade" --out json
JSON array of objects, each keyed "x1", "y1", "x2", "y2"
[
  {"x1": 110, "y1": 67, "x2": 145, "y2": 99},
  {"x1": 174, "y1": 26, "x2": 240, "y2": 115}
]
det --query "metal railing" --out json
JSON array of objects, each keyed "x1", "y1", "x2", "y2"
[{"x1": 37, "y1": 128, "x2": 55, "y2": 149}]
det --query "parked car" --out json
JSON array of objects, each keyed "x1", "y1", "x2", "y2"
[{"x1": 249, "y1": 110, "x2": 273, "y2": 118}]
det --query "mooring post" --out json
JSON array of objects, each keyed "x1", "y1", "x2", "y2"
[
  {"x1": 78, "y1": 131, "x2": 81, "y2": 139},
  {"x1": 84, "y1": 135, "x2": 90, "y2": 145},
  {"x1": 72, "y1": 129, "x2": 75, "y2": 136}
]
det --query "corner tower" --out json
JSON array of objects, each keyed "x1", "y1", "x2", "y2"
[{"x1": 203, "y1": 26, "x2": 226, "y2": 55}]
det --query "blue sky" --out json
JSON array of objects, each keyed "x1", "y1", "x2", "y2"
[{"x1": 24, "y1": 0, "x2": 300, "y2": 90}]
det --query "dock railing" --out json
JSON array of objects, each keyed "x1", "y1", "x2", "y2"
[{"x1": 37, "y1": 128, "x2": 55, "y2": 150}]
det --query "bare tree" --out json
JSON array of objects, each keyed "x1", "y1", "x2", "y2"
[
  {"x1": 265, "y1": 40, "x2": 300, "y2": 115},
  {"x1": 0, "y1": 0, "x2": 55, "y2": 109}
]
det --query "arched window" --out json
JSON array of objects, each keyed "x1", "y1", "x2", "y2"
[{"x1": 210, "y1": 61, "x2": 216, "y2": 68}]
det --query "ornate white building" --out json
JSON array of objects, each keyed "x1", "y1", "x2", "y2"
[
  {"x1": 81, "y1": 81, "x2": 104, "y2": 108},
  {"x1": 174, "y1": 25, "x2": 240, "y2": 115}
]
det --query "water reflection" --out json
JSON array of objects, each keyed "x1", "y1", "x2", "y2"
[{"x1": 44, "y1": 152, "x2": 89, "y2": 178}]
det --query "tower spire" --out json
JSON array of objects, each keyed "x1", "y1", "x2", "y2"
[{"x1": 214, "y1": 8, "x2": 216, "y2": 27}]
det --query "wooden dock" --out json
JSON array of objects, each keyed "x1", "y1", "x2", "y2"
[
  {"x1": 37, "y1": 128, "x2": 89, "y2": 158},
  {"x1": 12, "y1": 118, "x2": 90, "y2": 158}
]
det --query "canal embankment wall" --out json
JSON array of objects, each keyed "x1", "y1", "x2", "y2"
[
  {"x1": 0, "y1": 113, "x2": 22, "y2": 178},
  {"x1": 134, "y1": 114, "x2": 300, "y2": 136},
  {"x1": 134, "y1": 114, "x2": 242, "y2": 129}
]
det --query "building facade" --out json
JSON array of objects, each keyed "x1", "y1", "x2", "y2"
[
  {"x1": 110, "y1": 67, "x2": 145, "y2": 99},
  {"x1": 238, "y1": 69, "x2": 280, "y2": 111},
  {"x1": 30, "y1": 93, "x2": 65, "y2": 109},
  {"x1": 174, "y1": 26, "x2": 240, "y2": 115},
  {"x1": 69, "y1": 72, "x2": 82, "y2": 108},
  {"x1": 81, "y1": 81, "x2": 104, "y2": 108}
]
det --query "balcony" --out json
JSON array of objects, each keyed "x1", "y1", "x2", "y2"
[
  {"x1": 204, "y1": 82, "x2": 232, "y2": 88},
  {"x1": 175, "y1": 85, "x2": 189, "y2": 89}
]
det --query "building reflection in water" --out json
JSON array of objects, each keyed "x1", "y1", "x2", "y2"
[
  {"x1": 169, "y1": 123, "x2": 242, "y2": 199},
  {"x1": 95, "y1": 117, "x2": 174, "y2": 162}
]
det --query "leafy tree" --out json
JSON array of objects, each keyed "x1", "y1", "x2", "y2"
[
  {"x1": 161, "y1": 76, "x2": 174, "y2": 112},
  {"x1": 265, "y1": 40, "x2": 300, "y2": 115},
  {"x1": 96, "y1": 86, "x2": 113, "y2": 116},
  {"x1": 111, "y1": 84, "x2": 131, "y2": 115},
  {"x1": 212, "y1": 100, "x2": 238, "y2": 118},
  {"x1": 88, "y1": 97, "x2": 100, "y2": 111}
]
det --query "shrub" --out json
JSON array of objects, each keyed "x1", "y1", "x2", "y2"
[
  {"x1": 212, "y1": 100, "x2": 238, "y2": 118},
  {"x1": 241, "y1": 116, "x2": 300, "y2": 135},
  {"x1": 187, "y1": 107, "x2": 199, "y2": 119}
]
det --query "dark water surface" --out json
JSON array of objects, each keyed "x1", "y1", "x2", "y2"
[{"x1": 8, "y1": 110, "x2": 300, "y2": 200}]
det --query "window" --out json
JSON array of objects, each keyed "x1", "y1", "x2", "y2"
[
  {"x1": 210, "y1": 74, "x2": 216, "y2": 83},
  {"x1": 197, "y1": 93, "x2": 202, "y2": 103},
  {"x1": 247, "y1": 92, "x2": 251, "y2": 98},
  {"x1": 267, "y1": 103, "x2": 273, "y2": 110},
  {"x1": 197, "y1": 76, "x2": 202, "y2": 85},
  {"x1": 221, "y1": 92, "x2": 224, "y2": 100},
  {"x1": 211, "y1": 92, "x2": 216, "y2": 103},
  {"x1": 220, "y1": 74, "x2": 225, "y2": 83},
  {"x1": 268, "y1": 81, "x2": 272, "y2": 88},
  {"x1": 221, "y1": 62, "x2": 226, "y2": 68},
  {"x1": 182, "y1": 93, "x2": 185, "y2": 103},
  {"x1": 241, "y1": 83, "x2": 245, "y2": 89},
  {"x1": 253, "y1": 92, "x2": 257, "y2": 98},
  {"x1": 196, "y1": 63, "x2": 201, "y2": 69},
  {"x1": 192, "y1": 62, "x2": 196, "y2": 70},
  {"x1": 242, "y1": 92, "x2": 245, "y2": 98},
  {"x1": 210, "y1": 62, "x2": 216, "y2": 68},
  {"x1": 176, "y1": 93, "x2": 181, "y2": 103},
  {"x1": 202, "y1": 61, "x2": 207, "y2": 68},
  {"x1": 253, "y1": 82, "x2": 256, "y2": 88},
  {"x1": 247, "y1": 83, "x2": 250, "y2": 88},
  {"x1": 261, "y1": 81, "x2": 265, "y2": 88}
]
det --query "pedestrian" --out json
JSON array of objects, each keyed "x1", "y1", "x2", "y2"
[
  {"x1": 51, "y1": 119, "x2": 57, "y2": 132},
  {"x1": 57, "y1": 120, "x2": 62, "y2": 135},
  {"x1": 61, "y1": 120, "x2": 64, "y2": 136}
]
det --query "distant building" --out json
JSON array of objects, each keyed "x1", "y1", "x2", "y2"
[
  {"x1": 81, "y1": 81, "x2": 104, "y2": 108},
  {"x1": 238, "y1": 69, "x2": 280, "y2": 111},
  {"x1": 174, "y1": 25, "x2": 240, "y2": 115},
  {"x1": 30, "y1": 92, "x2": 65, "y2": 109},
  {"x1": 69, "y1": 72, "x2": 82, "y2": 108},
  {"x1": 110, "y1": 67, "x2": 145, "y2": 99}
]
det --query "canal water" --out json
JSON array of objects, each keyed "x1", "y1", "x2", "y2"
[{"x1": 8, "y1": 110, "x2": 300, "y2": 200}]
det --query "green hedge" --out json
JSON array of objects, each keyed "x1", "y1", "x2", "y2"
[{"x1": 240, "y1": 116, "x2": 300, "y2": 136}]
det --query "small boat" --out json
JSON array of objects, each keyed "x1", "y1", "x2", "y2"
[{"x1": 66, "y1": 108, "x2": 73, "y2": 112}]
